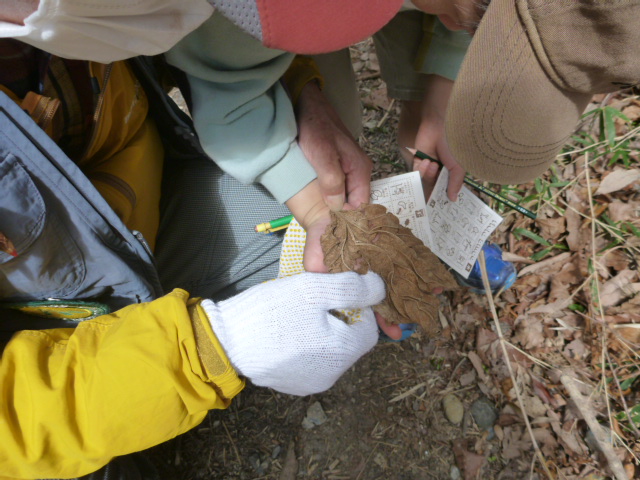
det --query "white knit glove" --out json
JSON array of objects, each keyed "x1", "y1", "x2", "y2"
[{"x1": 202, "y1": 272, "x2": 385, "y2": 396}]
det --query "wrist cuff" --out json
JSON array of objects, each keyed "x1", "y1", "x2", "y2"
[
  {"x1": 282, "y1": 56, "x2": 326, "y2": 107},
  {"x1": 187, "y1": 298, "x2": 245, "y2": 405},
  {"x1": 257, "y1": 142, "x2": 317, "y2": 203}
]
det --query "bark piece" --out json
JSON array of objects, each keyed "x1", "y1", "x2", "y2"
[{"x1": 321, "y1": 204, "x2": 458, "y2": 334}]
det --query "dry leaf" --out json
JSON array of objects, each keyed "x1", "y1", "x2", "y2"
[
  {"x1": 321, "y1": 204, "x2": 458, "y2": 333},
  {"x1": 607, "y1": 200, "x2": 640, "y2": 223},
  {"x1": 532, "y1": 377, "x2": 554, "y2": 405},
  {"x1": 513, "y1": 316, "x2": 545, "y2": 349},
  {"x1": 600, "y1": 269, "x2": 638, "y2": 307},
  {"x1": 532, "y1": 427, "x2": 559, "y2": 457},
  {"x1": 527, "y1": 298, "x2": 572, "y2": 315},
  {"x1": 0, "y1": 231, "x2": 18, "y2": 257},
  {"x1": 501, "y1": 426, "x2": 533, "y2": 460},
  {"x1": 622, "y1": 104, "x2": 640, "y2": 122},
  {"x1": 521, "y1": 394, "x2": 547, "y2": 418},
  {"x1": 602, "y1": 248, "x2": 632, "y2": 272},
  {"x1": 459, "y1": 369, "x2": 477, "y2": 387},
  {"x1": 565, "y1": 207, "x2": 583, "y2": 252},
  {"x1": 502, "y1": 252, "x2": 534, "y2": 264},
  {"x1": 452, "y1": 439, "x2": 485, "y2": 480},
  {"x1": 518, "y1": 252, "x2": 572, "y2": 277},
  {"x1": 536, "y1": 216, "x2": 566, "y2": 243},
  {"x1": 595, "y1": 168, "x2": 640, "y2": 195},
  {"x1": 565, "y1": 190, "x2": 589, "y2": 252},
  {"x1": 616, "y1": 325, "x2": 640, "y2": 345},
  {"x1": 548, "y1": 260, "x2": 581, "y2": 302},
  {"x1": 563, "y1": 339, "x2": 589, "y2": 360},
  {"x1": 362, "y1": 85, "x2": 390, "y2": 110},
  {"x1": 548, "y1": 412, "x2": 588, "y2": 456}
]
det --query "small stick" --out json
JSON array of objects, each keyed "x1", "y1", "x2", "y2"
[
  {"x1": 478, "y1": 251, "x2": 554, "y2": 479},
  {"x1": 561, "y1": 374, "x2": 629, "y2": 480},
  {"x1": 376, "y1": 98, "x2": 395, "y2": 129},
  {"x1": 221, "y1": 420, "x2": 242, "y2": 465}
]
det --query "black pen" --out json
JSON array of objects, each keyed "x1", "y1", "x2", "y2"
[{"x1": 405, "y1": 147, "x2": 537, "y2": 220}]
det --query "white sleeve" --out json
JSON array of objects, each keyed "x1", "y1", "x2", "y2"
[{"x1": 0, "y1": 0, "x2": 214, "y2": 62}]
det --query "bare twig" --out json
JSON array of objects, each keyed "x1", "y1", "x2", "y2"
[
  {"x1": 376, "y1": 98, "x2": 395, "y2": 128},
  {"x1": 354, "y1": 443, "x2": 379, "y2": 480},
  {"x1": 221, "y1": 420, "x2": 242, "y2": 465},
  {"x1": 389, "y1": 382, "x2": 427, "y2": 403},
  {"x1": 502, "y1": 340, "x2": 554, "y2": 369},
  {"x1": 478, "y1": 250, "x2": 555, "y2": 480},
  {"x1": 584, "y1": 152, "x2": 616, "y2": 446},
  {"x1": 357, "y1": 71, "x2": 381, "y2": 81},
  {"x1": 560, "y1": 374, "x2": 629, "y2": 480},
  {"x1": 442, "y1": 357, "x2": 469, "y2": 390}
]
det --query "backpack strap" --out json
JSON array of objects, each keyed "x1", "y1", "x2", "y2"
[{"x1": 128, "y1": 56, "x2": 206, "y2": 161}]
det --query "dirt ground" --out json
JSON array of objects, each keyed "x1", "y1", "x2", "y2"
[
  {"x1": 148, "y1": 40, "x2": 640, "y2": 479},
  {"x1": 149, "y1": 322, "x2": 506, "y2": 480}
]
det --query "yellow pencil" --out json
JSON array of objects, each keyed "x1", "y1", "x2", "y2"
[
  {"x1": 255, "y1": 214, "x2": 294, "y2": 233},
  {"x1": 265, "y1": 224, "x2": 289, "y2": 234}
]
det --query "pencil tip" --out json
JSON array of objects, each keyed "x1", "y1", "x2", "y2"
[{"x1": 405, "y1": 146, "x2": 416, "y2": 154}]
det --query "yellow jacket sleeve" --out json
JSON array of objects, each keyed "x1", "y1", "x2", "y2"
[{"x1": 0, "y1": 289, "x2": 244, "y2": 480}]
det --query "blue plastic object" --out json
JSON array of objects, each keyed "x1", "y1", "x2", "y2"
[
  {"x1": 379, "y1": 322, "x2": 417, "y2": 343},
  {"x1": 378, "y1": 242, "x2": 516, "y2": 342},
  {"x1": 454, "y1": 242, "x2": 516, "y2": 294}
]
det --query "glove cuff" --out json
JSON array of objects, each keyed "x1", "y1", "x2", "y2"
[{"x1": 201, "y1": 299, "x2": 245, "y2": 378}]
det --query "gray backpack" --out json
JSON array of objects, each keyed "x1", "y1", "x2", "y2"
[{"x1": 0, "y1": 90, "x2": 163, "y2": 327}]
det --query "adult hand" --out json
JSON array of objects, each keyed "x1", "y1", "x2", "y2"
[
  {"x1": 296, "y1": 81, "x2": 373, "y2": 211},
  {"x1": 203, "y1": 271, "x2": 385, "y2": 396},
  {"x1": 402, "y1": 75, "x2": 466, "y2": 202}
]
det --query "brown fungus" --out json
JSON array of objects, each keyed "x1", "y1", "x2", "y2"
[{"x1": 320, "y1": 203, "x2": 458, "y2": 335}]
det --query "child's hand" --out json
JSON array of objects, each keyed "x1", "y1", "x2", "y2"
[
  {"x1": 285, "y1": 179, "x2": 331, "y2": 273},
  {"x1": 401, "y1": 75, "x2": 466, "y2": 201}
]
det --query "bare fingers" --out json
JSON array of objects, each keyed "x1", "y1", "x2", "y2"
[{"x1": 413, "y1": 158, "x2": 440, "y2": 201}]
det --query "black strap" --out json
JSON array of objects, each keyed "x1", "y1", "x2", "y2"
[{"x1": 127, "y1": 56, "x2": 206, "y2": 161}]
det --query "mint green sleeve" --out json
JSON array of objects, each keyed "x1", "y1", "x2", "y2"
[
  {"x1": 164, "y1": 11, "x2": 317, "y2": 203},
  {"x1": 414, "y1": 17, "x2": 473, "y2": 81}
]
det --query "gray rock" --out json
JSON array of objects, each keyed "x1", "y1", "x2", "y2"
[
  {"x1": 471, "y1": 396, "x2": 498, "y2": 433},
  {"x1": 450, "y1": 465, "x2": 461, "y2": 480},
  {"x1": 302, "y1": 401, "x2": 328, "y2": 430},
  {"x1": 271, "y1": 445, "x2": 282, "y2": 459}
]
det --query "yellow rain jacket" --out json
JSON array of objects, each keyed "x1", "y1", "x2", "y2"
[{"x1": 0, "y1": 291, "x2": 244, "y2": 479}]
